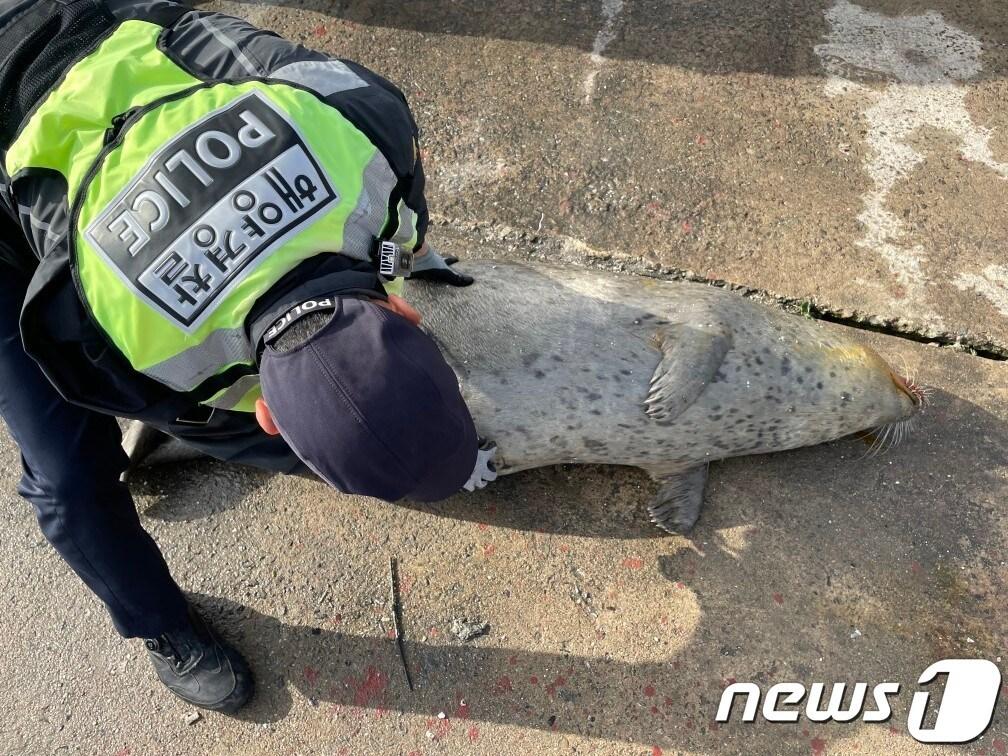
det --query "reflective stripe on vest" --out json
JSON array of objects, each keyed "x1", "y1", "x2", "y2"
[
  {"x1": 6, "y1": 21, "x2": 399, "y2": 404},
  {"x1": 389, "y1": 198, "x2": 419, "y2": 250},
  {"x1": 204, "y1": 374, "x2": 262, "y2": 412}
]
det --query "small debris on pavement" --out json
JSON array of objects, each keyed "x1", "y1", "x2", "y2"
[
  {"x1": 389, "y1": 557, "x2": 414, "y2": 691},
  {"x1": 849, "y1": 628, "x2": 862, "y2": 639},
  {"x1": 451, "y1": 618, "x2": 490, "y2": 642},
  {"x1": 184, "y1": 711, "x2": 201, "y2": 726}
]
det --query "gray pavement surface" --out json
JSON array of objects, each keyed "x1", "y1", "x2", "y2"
[{"x1": 1, "y1": 1, "x2": 1006, "y2": 754}]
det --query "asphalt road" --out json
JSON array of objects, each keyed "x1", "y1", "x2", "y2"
[{"x1": 0, "y1": 1, "x2": 1005, "y2": 754}]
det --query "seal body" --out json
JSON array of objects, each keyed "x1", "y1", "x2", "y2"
[
  {"x1": 127, "y1": 261, "x2": 920, "y2": 532},
  {"x1": 407, "y1": 262, "x2": 919, "y2": 531}
]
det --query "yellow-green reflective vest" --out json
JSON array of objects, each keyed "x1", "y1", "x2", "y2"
[{"x1": 6, "y1": 19, "x2": 407, "y2": 412}]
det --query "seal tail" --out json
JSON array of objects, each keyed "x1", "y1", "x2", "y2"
[{"x1": 648, "y1": 465, "x2": 709, "y2": 534}]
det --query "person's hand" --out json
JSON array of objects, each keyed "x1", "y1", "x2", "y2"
[
  {"x1": 463, "y1": 438, "x2": 498, "y2": 492},
  {"x1": 410, "y1": 243, "x2": 474, "y2": 287},
  {"x1": 374, "y1": 294, "x2": 422, "y2": 325}
]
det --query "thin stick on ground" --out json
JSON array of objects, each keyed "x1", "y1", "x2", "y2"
[{"x1": 389, "y1": 556, "x2": 414, "y2": 691}]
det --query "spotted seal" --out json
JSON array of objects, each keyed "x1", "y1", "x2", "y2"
[
  {"x1": 126, "y1": 260, "x2": 923, "y2": 533},
  {"x1": 405, "y1": 261, "x2": 922, "y2": 532}
]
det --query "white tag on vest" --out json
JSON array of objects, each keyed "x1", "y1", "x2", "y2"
[{"x1": 83, "y1": 90, "x2": 339, "y2": 332}]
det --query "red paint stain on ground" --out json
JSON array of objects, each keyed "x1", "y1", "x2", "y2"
[
  {"x1": 559, "y1": 544, "x2": 570, "y2": 553},
  {"x1": 385, "y1": 629, "x2": 396, "y2": 639},
  {"x1": 772, "y1": 593, "x2": 784, "y2": 605},
  {"x1": 425, "y1": 716, "x2": 452, "y2": 741},
  {"x1": 455, "y1": 701, "x2": 471, "y2": 719},
  {"x1": 650, "y1": 706, "x2": 659, "y2": 715},
  {"x1": 508, "y1": 654, "x2": 518, "y2": 666},
  {"x1": 811, "y1": 737, "x2": 826, "y2": 754},
  {"x1": 643, "y1": 684, "x2": 656, "y2": 697},
  {"x1": 332, "y1": 613, "x2": 342, "y2": 624},
  {"x1": 348, "y1": 666, "x2": 387, "y2": 707},
  {"x1": 993, "y1": 739, "x2": 1006, "y2": 754},
  {"x1": 910, "y1": 560, "x2": 923, "y2": 576},
  {"x1": 495, "y1": 675, "x2": 513, "y2": 693},
  {"x1": 483, "y1": 544, "x2": 496, "y2": 557},
  {"x1": 530, "y1": 675, "x2": 539, "y2": 685},
  {"x1": 407, "y1": 751, "x2": 423, "y2": 756},
  {"x1": 622, "y1": 557, "x2": 644, "y2": 569},
  {"x1": 681, "y1": 220, "x2": 693, "y2": 234},
  {"x1": 303, "y1": 666, "x2": 320, "y2": 685},
  {"x1": 113, "y1": 749, "x2": 131, "y2": 756},
  {"x1": 312, "y1": 24, "x2": 326, "y2": 36},
  {"x1": 888, "y1": 726, "x2": 899, "y2": 735},
  {"x1": 674, "y1": 581, "x2": 686, "y2": 589},
  {"x1": 468, "y1": 725, "x2": 480, "y2": 742},
  {"x1": 652, "y1": 747, "x2": 663, "y2": 756},
  {"x1": 477, "y1": 522, "x2": 489, "y2": 531}
]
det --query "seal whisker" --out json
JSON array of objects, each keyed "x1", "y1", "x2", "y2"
[
  {"x1": 867, "y1": 416, "x2": 918, "y2": 459},
  {"x1": 858, "y1": 425, "x2": 886, "y2": 460},
  {"x1": 868, "y1": 424, "x2": 894, "y2": 459}
]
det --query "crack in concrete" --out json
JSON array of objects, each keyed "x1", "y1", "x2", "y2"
[
  {"x1": 435, "y1": 218, "x2": 1007, "y2": 362},
  {"x1": 576, "y1": 256, "x2": 1008, "y2": 362}
]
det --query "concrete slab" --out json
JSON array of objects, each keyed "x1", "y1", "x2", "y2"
[
  {"x1": 222, "y1": 0, "x2": 1008, "y2": 346},
  {"x1": 0, "y1": 309, "x2": 1004, "y2": 755}
]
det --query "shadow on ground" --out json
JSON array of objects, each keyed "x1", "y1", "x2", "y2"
[
  {"x1": 153, "y1": 383, "x2": 1006, "y2": 750},
  {"x1": 231, "y1": 0, "x2": 1008, "y2": 80}
]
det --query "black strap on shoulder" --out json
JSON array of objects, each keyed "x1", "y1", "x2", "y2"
[{"x1": 0, "y1": 0, "x2": 117, "y2": 148}]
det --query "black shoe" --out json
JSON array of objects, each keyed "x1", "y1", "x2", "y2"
[{"x1": 144, "y1": 607, "x2": 253, "y2": 713}]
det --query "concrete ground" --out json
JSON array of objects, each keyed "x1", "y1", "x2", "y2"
[{"x1": 0, "y1": 0, "x2": 1006, "y2": 754}]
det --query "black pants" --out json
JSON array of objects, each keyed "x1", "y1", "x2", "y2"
[{"x1": 0, "y1": 265, "x2": 301, "y2": 638}]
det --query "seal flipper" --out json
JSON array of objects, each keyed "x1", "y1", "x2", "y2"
[
  {"x1": 644, "y1": 325, "x2": 730, "y2": 424},
  {"x1": 648, "y1": 465, "x2": 708, "y2": 534}
]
